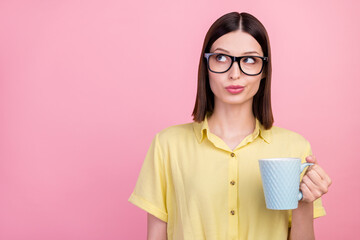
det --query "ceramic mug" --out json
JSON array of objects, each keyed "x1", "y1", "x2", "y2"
[{"x1": 258, "y1": 157, "x2": 313, "y2": 210}]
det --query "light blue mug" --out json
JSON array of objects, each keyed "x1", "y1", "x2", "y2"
[{"x1": 258, "y1": 157, "x2": 313, "y2": 210}]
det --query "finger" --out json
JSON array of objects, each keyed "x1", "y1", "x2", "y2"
[
  {"x1": 307, "y1": 170, "x2": 329, "y2": 194},
  {"x1": 301, "y1": 175, "x2": 323, "y2": 198},
  {"x1": 311, "y1": 165, "x2": 332, "y2": 185},
  {"x1": 303, "y1": 163, "x2": 314, "y2": 175},
  {"x1": 307, "y1": 168, "x2": 323, "y2": 183},
  {"x1": 302, "y1": 175, "x2": 317, "y2": 191},
  {"x1": 306, "y1": 155, "x2": 318, "y2": 164},
  {"x1": 312, "y1": 155, "x2": 318, "y2": 164},
  {"x1": 300, "y1": 182, "x2": 314, "y2": 202},
  {"x1": 327, "y1": 176, "x2": 332, "y2": 186},
  {"x1": 305, "y1": 155, "x2": 317, "y2": 174}
]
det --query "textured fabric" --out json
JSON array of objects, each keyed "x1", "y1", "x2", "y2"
[{"x1": 128, "y1": 113, "x2": 326, "y2": 240}]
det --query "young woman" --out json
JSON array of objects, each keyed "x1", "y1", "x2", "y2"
[{"x1": 128, "y1": 11, "x2": 332, "y2": 240}]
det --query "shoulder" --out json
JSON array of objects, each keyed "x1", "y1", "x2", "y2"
[
  {"x1": 270, "y1": 124, "x2": 310, "y2": 146},
  {"x1": 155, "y1": 122, "x2": 194, "y2": 145},
  {"x1": 269, "y1": 124, "x2": 313, "y2": 159}
]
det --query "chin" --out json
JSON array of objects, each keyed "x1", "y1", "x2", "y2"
[
  {"x1": 224, "y1": 96, "x2": 251, "y2": 105},
  {"x1": 222, "y1": 99, "x2": 245, "y2": 105}
]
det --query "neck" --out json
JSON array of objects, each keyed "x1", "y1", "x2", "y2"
[{"x1": 207, "y1": 99, "x2": 256, "y2": 139}]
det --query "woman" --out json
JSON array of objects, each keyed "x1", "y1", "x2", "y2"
[{"x1": 128, "y1": 12, "x2": 331, "y2": 240}]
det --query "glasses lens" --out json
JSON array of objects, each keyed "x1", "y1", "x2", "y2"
[
  {"x1": 208, "y1": 54, "x2": 232, "y2": 73},
  {"x1": 240, "y1": 56, "x2": 264, "y2": 75},
  {"x1": 208, "y1": 54, "x2": 264, "y2": 75}
]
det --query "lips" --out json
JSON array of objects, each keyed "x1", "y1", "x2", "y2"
[
  {"x1": 225, "y1": 86, "x2": 245, "y2": 94},
  {"x1": 225, "y1": 85, "x2": 244, "y2": 89}
]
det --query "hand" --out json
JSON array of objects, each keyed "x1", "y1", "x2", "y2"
[{"x1": 300, "y1": 155, "x2": 332, "y2": 203}]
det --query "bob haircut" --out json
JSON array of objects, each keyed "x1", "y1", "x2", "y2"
[{"x1": 191, "y1": 11, "x2": 274, "y2": 129}]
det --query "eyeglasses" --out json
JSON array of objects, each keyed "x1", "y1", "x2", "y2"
[{"x1": 204, "y1": 52, "x2": 268, "y2": 76}]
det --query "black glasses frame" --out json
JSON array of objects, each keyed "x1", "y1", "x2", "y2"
[{"x1": 204, "y1": 52, "x2": 268, "y2": 76}]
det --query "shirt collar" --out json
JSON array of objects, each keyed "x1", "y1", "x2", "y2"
[{"x1": 193, "y1": 112, "x2": 272, "y2": 144}]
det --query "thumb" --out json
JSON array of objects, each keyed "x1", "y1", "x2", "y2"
[{"x1": 306, "y1": 155, "x2": 317, "y2": 164}]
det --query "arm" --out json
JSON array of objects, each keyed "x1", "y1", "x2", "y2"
[
  {"x1": 288, "y1": 201, "x2": 315, "y2": 240},
  {"x1": 147, "y1": 213, "x2": 167, "y2": 240},
  {"x1": 289, "y1": 155, "x2": 332, "y2": 240}
]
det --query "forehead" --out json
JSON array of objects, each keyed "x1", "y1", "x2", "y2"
[{"x1": 210, "y1": 30, "x2": 263, "y2": 55}]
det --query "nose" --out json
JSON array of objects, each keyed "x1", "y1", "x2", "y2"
[{"x1": 229, "y1": 60, "x2": 242, "y2": 79}]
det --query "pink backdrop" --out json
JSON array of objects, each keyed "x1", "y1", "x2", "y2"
[{"x1": 1, "y1": 0, "x2": 359, "y2": 239}]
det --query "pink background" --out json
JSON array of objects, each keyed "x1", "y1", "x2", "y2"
[{"x1": 0, "y1": 0, "x2": 359, "y2": 239}]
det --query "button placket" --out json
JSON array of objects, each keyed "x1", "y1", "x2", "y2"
[{"x1": 228, "y1": 151, "x2": 238, "y2": 239}]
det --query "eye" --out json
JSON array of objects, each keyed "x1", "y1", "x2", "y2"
[
  {"x1": 243, "y1": 57, "x2": 256, "y2": 64},
  {"x1": 215, "y1": 54, "x2": 228, "y2": 62}
]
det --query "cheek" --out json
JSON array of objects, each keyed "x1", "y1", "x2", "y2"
[
  {"x1": 208, "y1": 75, "x2": 223, "y2": 93},
  {"x1": 248, "y1": 79, "x2": 262, "y2": 95},
  {"x1": 208, "y1": 80, "x2": 217, "y2": 95}
]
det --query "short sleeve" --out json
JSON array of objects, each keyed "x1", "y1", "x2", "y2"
[
  {"x1": 128, "y1": 133, "x2": 168, "y2": 222},
  {"x1": 288, "y1": 140, "x2": 326, "y2": 227}
]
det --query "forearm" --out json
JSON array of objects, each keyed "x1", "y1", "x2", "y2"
[
  {"x1": 147, "y1": 213, "x2": 167, "y2": 240},
  {"x1": 288, "y1": 201, "x2": 315, "y2": 240}
]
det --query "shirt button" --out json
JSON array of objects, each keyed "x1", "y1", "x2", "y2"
[
  {"x1": 230, "y1": 180, "x2": 236, "y2": 185},
  {"x1": 230, "y1": 210, "x2": 235, "y2": 215},
  {"x1": 230, "y1": 152, "x2": 235, "y2": 157}
]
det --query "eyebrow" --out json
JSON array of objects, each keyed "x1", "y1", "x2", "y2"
[{"x1": 213, "y1": 47, "x2": 260, "y2": 55}]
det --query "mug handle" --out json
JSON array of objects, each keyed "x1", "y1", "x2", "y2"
[{"x1": 298, "y1": 163, "x2": 314, "y2": 201}]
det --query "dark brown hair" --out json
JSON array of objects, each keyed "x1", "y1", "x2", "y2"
[{"x1": 191, "y1": 11, "x2": 274, "y2": 129}]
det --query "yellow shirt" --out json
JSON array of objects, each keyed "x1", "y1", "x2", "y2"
[{"x1": 128, "y1": 113, "x2": 326, "y2": 240}]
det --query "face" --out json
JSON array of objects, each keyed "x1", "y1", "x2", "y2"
[{"x1": 208, "y1": 30, "x2": 266, "y2": 108}]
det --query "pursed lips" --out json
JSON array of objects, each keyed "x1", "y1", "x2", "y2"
[{"x1": 225, "y1": 85, "x2": 244, "y2": 89}]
